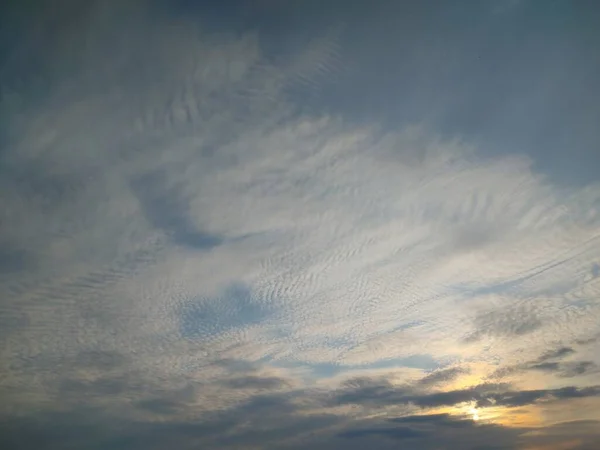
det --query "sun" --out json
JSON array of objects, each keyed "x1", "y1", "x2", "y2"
[{"x1": 469, "y1": 407, "x2": 480, "y2": 421}]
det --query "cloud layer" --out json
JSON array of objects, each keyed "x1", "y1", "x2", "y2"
[{"x1": 1, "y1": 1, "x2": 599, "y2": 449}]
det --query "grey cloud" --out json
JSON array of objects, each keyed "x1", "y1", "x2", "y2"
[
  {"x1": 576, "y1": 335, "x2": 600, "y2": 346},
  {"x1": 334, "y1": 378, "x2": 405, "y2": 405},
  {"x1": 57, "y1": 370, "x2": 149, "y2": 403},
  {"x1": 137, "y1": 398, "x2": 185, "y2": 415},
  {"x1": 12, "y1": 349, "x2": 130, "y2": 377},
  {"x1": 418, "y1": 367, "x2": 468, "y2": 386},
  {"x1": 2, "y1": 373, "x2": 600, "y2": 450},
  {"x1": 529, "y1": 362, "x2": 560, "y2": 372},
  {"x1": 3, "y1": 1, "x2": 600, "y2": 450},
  {"x1": 333, "y1": 378, "x2": 600, "y2": 410},
  {"x1": 525, "y1": 420, "x2": 600, "y2": 450},
  {"x1": 341, "y1": 375, "x2": 392, "y2": 390},
  {"x1": 222, "y1": 375, "x2": 290, "y2": 390},
  {"x1": 465, "y1": 305, "x2": 543, "y2": 342},
  {"x1": 0, "y1": 244, "x2": 31, "y2": 275},
  {"x1": 536, "y1": 346, "x2": 576, "y2": 362},
  {"x1": 32, "y1": 357, "x2": 298, "y2": 421},
  {"x1": 333, "y1": 382, "x2": 506, "y2": 408},
  {"x1": 480, "y1": 385, "x2": 600, "y2": 408},
  {"x1": 72, "y1": 350, "x2": 130, "y2": 371},
  {"x1": 389, "y1": 413, "x2": 473, "y2": 428},
  {"x1": 337, "y1": 417, "x2": 600, "y2": 450},
  {"x1": 339, "y1": 426, "x2": 425, "y2": 440},
  {"x1": 449, "y1": 222, "x2": 502, "y2": 253},
  {"x1": 59, "y1": 377, "x2": 129, "y2": 398},
  {"x1": 131, "y1": 169, "x2": 224, "y2": 250},
  {"x1": 592, "y1": 263, "x2": 599, "y2": 279},
  {"x1": 527, "y1": 361, "x2": 597, "y2": 378},
  {"x1": 0, "y1": 408, "x2": 238, "y2": 450},
  {"x1": 0, "y1": 162, "x2": 86, "y2": 213},
  {"x1": 559, "y1": 361, "x2": 597, "y2": 378},
  {"x1": 0, "y1": 408, "x2": 585, "y2": 450},
  {"x1": 491, "y1": 347, "x2": 596, "y2": 379},
  {"x1": 339, "y1": 413, "x2": 510, "y2": 444},
  {"x1": 214, "y1": 358, "x2": 259, "y2": 372},
  {"x1": 135, "y1": 383, "x2": 205, "y2": 415},
  {"x1": 178, "y1": 282, "x2": 272, "y2": 340}
]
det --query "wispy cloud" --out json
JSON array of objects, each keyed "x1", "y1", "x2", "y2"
[{"x1": 1, "y1": 1, "x2": 600, "y2": 449}]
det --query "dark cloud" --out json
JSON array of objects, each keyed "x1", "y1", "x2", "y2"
[
  {"x1": 536, "y1": 346, "x2": 576, "y2": 362},
  {"x1": 0, "y1": 407, "x2": 247, "y2": 450},
  {"x1": 529, "y1": 361, "x2": 597, "y2": 378},
  {"x1": 560, "y1": 361, "x2": 597, "y2": 378},
  {"x1": 334, "y1": 378, "x2": 406, "y2": 405},
  {"x1": 338, "y1": 413, "x2": 517, "y2": 447},
  {"x1": 490, "y1": 347, "x2": 596, "y2": 379},
  {"x1": 481, "y1": 385, "x2": 600, "y2": 408},
  {"x1": 222, "y1": 375, "x2": 290, "y2": 390},
  {"x1": 529, "y1": 362, "x2": 560, "y2": 372},
  {"x1": 418, "y1": 367, "x2": 468, "y2": 386},
  {"x1": 333, "y1": 379, "x2": 600, "y2": 410},
  {"x1": 378, "y1": 416, "x2": 600, "y2": 450},
  {"x1": 0, "y1": 407, "x2": 527, "y2": 450},
  {"x1": 2, "y1": 374, "x2": 600, "y2": 450},
  {"x1": 389, "y1": 413, "x2": 473, "y2": 428},
  {"x1": 135, "y1": 383, "x2": 200, "y2": 415},
  {"x1": 136, "y1": 398, "x2": 183, "y2": 415},
  {"x1": 339, "y1": 426, "x2": 425, "y2": 440},
  {"x1": 333, "y1": 382, "x2": 502, "y2": 408}
]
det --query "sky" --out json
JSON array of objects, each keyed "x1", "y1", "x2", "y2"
[{"x1": 1, "y1": 0, "x2": 599, "y2": 449}]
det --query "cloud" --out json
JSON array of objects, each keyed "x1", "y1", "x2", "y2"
[
  {"x1": 130, "y1": 169, "x2": 225, "y2": 250},
  {"x1": 388, "y1": 413, "x2": 472, "y2": 427},
  {"x1": 491, "y1": 346, "x2": 598, "y2": 380},
  {"x1": 0, "y1": 243, "x2": 31, "y2": 275},
  {"x1": 221, "y1": 375, "x2": 291, "y2": 390},
  {"x1": 528, "y1": 361, "x2": 597, "y2": 378},
  {"x1": 338, "y1": 426, "x2": 425, "y2": 440},
  {"x1": 538, "y1": 346, "x2": 577, "y2": 361},
  {"x1": 529, "y1": 362, "x2": 560, "y2": 372},
  {"x1": 337, "y1": 415, "x2": 600, "y2": 450},
  {"x1": 178, "y1": 282, "x2": 273, "y2": 341},
  {"x1": 1, "y1": 1, "x2": 600, "y2": 449},
  {"x1": 3, "y1": 0, "x2": 600, "y2": 376},
  {"x1": 333, "y1": 376, "x2": 600, "y2": 410},
  {"x1": 1, "y1": 348, "x2": 600, "y2": 450},
  {"x1": 418, "y1": 367, "x2": 469, "y2": 386},
  {"x1": 338, "y1": 413, "x2": 519, "y2": 447},
  {"x1": 3, "y1": 390, "x2": 599, "y2": 450}
]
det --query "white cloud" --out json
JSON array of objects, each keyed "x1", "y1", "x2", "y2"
[{"x1": 1, "y1": 0, "x2": 600, "y2": 423}]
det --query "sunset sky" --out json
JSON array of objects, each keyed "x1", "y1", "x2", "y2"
[{"x1": 1, "y1": 1, "x2": 599, "y2": 449}]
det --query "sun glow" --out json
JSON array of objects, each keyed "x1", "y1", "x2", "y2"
[{"x1": 469, "y1": 407, "x2": 479, "y2": 421}]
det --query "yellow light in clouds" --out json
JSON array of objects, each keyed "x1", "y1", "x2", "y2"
[{"x1": 469, "y1": 406, "x2": 479, "y2": 421}]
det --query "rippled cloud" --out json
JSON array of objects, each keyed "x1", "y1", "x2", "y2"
[{"x1": 1, "y1": 0, "x2": 600, "y2": 449}]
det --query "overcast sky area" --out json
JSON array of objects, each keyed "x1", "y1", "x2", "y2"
[{"x1": 1, "y1": 0, "x2": 600, "y2": 449}]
